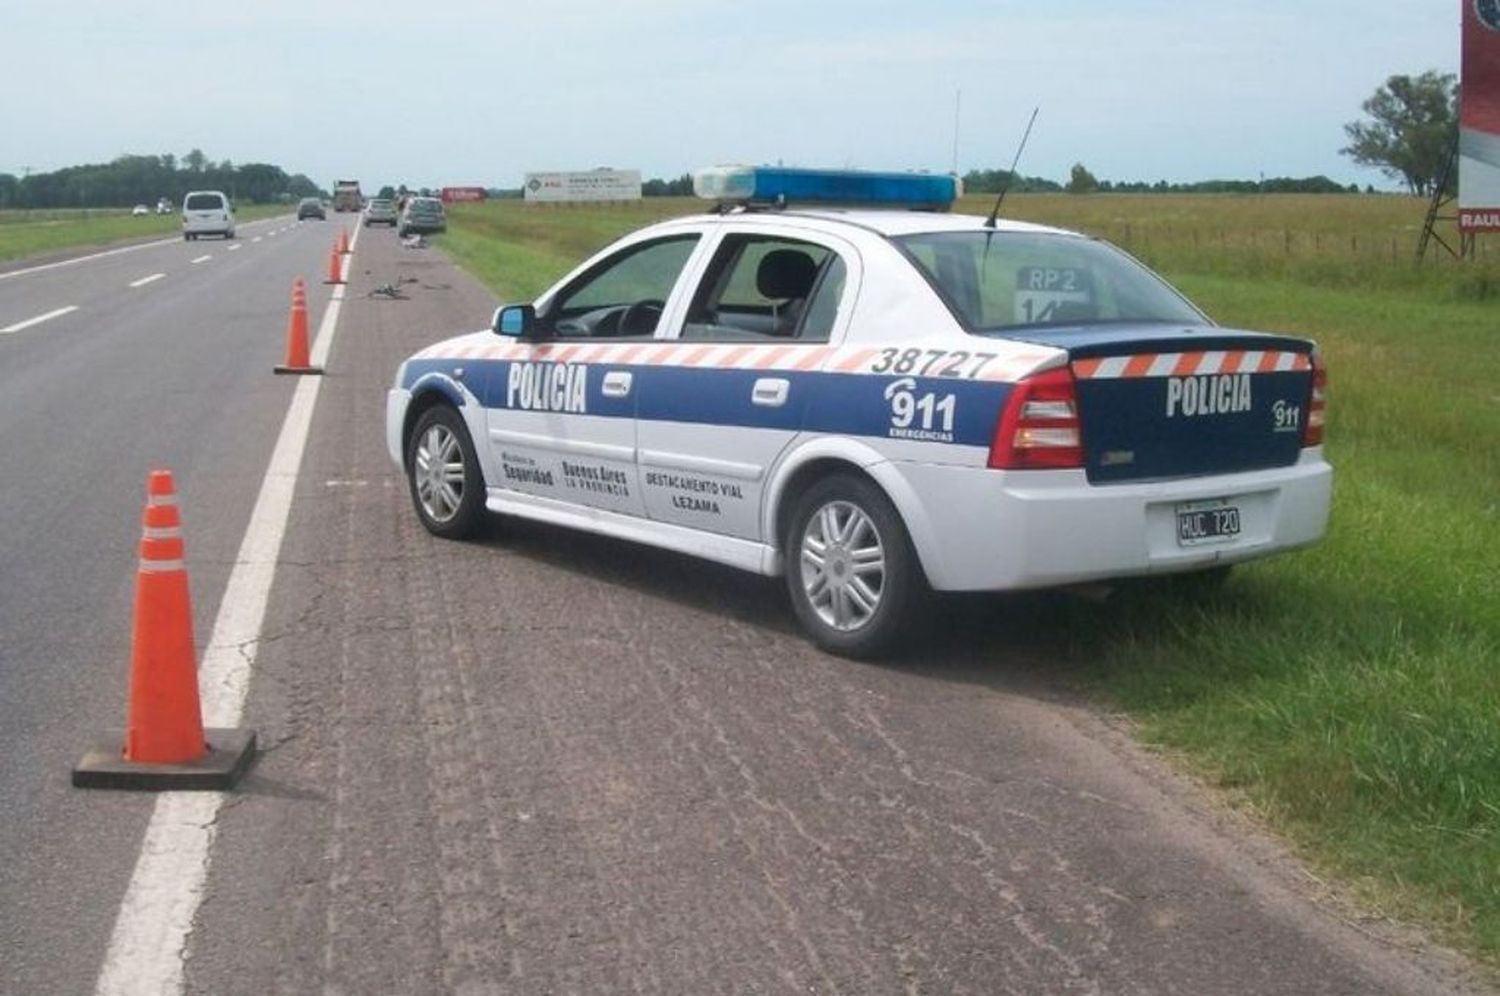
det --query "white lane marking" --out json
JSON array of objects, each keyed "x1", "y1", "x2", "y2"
[
  {"x1": 1, "y1": 304, "x2": 80, "y2": 334},
  {"x1": 92, "y1": 224, "x2": 360, "y2": 996},
  {"x1": 251, "y1": 237, "x2": 262, "y2": 243},
  {"x1": 227, "y1": 244, "x2": 242, "y2": 252},
  {"x1": 128, "y1": 273, "x2": 166, "y2": 289},
  {"x1": 191, "y1": 255, "x2": 212, "y2": 265},
  {"x1": 0, "y1": 216, "x2": 291, "y2": 283}
]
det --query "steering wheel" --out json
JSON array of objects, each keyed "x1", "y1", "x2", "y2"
[{"x1": 617, "y1": 299, "x2": 664, "y2": 336}]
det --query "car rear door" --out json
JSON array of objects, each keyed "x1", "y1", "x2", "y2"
[{"x1": 634, "y1": 226, "x2": 859, "y2": 542}]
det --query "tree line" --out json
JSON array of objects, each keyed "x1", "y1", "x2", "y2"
[{"x1": 0, "y1": 151, "x2": 323, "y2": 209}]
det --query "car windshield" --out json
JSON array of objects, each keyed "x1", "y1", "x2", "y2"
[
  {"x1": 369, "y1": 200, "x2": 391, "y2": 208},
  {"x1": 894, "y1": 231, "x2": 1205, "y2": 333},
  {"x1": 185, "y1": 194, "x2": 223, "y2": 211},
  {"x1": 410, "y1": 200, "x2": 441, "y2": 212}
]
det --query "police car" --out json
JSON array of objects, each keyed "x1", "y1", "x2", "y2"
[{"x1": 386, "y1": 167, "x2": 1331, "y2": 657}]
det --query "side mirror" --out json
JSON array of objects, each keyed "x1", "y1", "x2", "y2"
[{"x1": 493, "y1": 303, "x2": 536, "y2": 338}]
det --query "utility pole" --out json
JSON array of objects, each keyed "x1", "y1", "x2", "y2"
[{"x1": 951, "y1": 89, "x2": 962, "y2": 176}]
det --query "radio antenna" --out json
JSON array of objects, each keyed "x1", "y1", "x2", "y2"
[{"x1": 984, "y1": 106, "x2": 1039, "y2": 229}]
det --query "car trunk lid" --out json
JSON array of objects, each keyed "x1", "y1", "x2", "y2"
[{"x1": 999, "y1": 323, "x2": 1316, "y2": 483}]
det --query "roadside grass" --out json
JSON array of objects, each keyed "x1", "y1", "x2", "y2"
[
  {"x1": 440, "y1": 195, "x2": 1500, "y2": 966},
  {"x1": 0, "y1": 203, "x2": 290, "y2": 264}
]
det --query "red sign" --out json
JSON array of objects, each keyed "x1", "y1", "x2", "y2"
[
  {"x1": 440, "y1": 186, "x2": 487, "y2": 204},
  {"x1": 1461, "y1": 0, "x2": 1500, "y2": 231}
]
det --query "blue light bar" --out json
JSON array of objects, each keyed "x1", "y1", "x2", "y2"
[{"x1": 693, "y1": 166, "x2": 959, "y2": 210}]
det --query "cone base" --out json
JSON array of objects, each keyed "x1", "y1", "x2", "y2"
[
  {"x1": 273, "y1": 364, "x2": 324, "y2": 375},
  {"x1": 73, "y1": 728, "x2": 257, "y2": 791}
]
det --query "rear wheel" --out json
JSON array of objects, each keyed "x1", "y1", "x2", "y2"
[
  {"x1": 784, "y1": 474, "x2": 927, "y2": 658},
  {"x1": 405, "y1": 405, "x2": 486, "y2": 539}
]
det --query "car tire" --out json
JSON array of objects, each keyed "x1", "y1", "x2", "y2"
[
  {"x1": 405, "y1": 404, "x2": 486, "y2": 540},
  {"x1": 784, "y1": 473, "x2": 928, "y2": 658}
]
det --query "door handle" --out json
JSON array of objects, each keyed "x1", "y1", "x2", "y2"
[
  {"x1": 602, "y1": 370, "x2": 633, "y2": 398},
  {"x1": 752, "y1": 377, "x2": 789, "y2": 407}
]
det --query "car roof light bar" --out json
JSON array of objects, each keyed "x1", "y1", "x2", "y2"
[{"x1": 693, "y1": 166, "x2": 959, "y2": 212}]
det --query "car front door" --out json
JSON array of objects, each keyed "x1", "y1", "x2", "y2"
[{"x1": 482, "y1": 233, "x2": 703, "y2": 518}]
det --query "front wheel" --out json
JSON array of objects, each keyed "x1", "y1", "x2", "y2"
[
  {"x1": 784, "y1": 474, "x2": 928, "y2": 658},
  {"x1": 405, "y1": 405, "x2": 486, "y2": 539}
]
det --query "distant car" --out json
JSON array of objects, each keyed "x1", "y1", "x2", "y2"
[
  {"x1": 386, "y1": 165, "x2": 1332, "y2": 657},
  {"x1": 131, "y1": 204, "x2": 149, "y2": 216},
  {"x1": 297, "y1": 197, "x2": 326, "y2": 221},
  {"x1": 364, "y1": 198, "x2": 398, "y2": 227},
  {"x1": 181, "y1": 190, "x2": 235, "y2": 240},
  {"x1": 155, "y1": 199, "x2": 172, "y2": 215},
  {"x1": 397, "y1": 196, "x2": 446, "y2": 236}
]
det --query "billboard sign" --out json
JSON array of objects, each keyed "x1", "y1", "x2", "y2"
[
  {"x1": 441, "y1": 186, "x2": 487, "y2": 204},
  {"x1": 523, "y1": 169, "x2": 642, "y2": 203},
  {"x1": 1460, "y1": 0, "x2": 1500, "y2": 231}
]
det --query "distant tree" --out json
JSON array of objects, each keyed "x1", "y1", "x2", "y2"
[
  {"x1": 378, "y1": 185, "x2": 396, "y2": 199},
  {"x1": 282, "y1": 174, "x2": 314, "y2": 198},
  {"x1": 960, "y1": 168, "x2": 1062, "y2": 194},
  {"x1": 642, "y1": 173, "x2": 693, "y2": 197},
  {"x1": 0, "y1": 173, "x2": 16, "y2": 207},
  {"x1": 183, "y1": 148, "x2": 208, "y2": 172},
  {"x1": 1066, "y1": 163, "x2": 1099, "y2": 194},
  {"x1": 1341, "y1": 71, "x2": 1457, "y2": 196}
]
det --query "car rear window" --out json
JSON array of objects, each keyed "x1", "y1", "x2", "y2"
[
  {"x1": 894, "y1": 231, "x2": 1204, "y2": 333},
  {"x1": 186, "y1": 194, "x2": 224, "y2": 211}
]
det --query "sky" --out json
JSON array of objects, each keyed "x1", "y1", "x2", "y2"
[{"x1": 0, "y1": 0, "x2": 1459, "y2": 192}]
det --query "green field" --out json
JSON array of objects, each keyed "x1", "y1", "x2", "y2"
[
  {"x1": 0, "y1": 203, "x2": 292, "y2": 264},
  {"x1": 437, "y1": 194, "x2": 1500, "y2": 968}
]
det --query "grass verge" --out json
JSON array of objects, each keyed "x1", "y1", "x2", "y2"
[
  {"x1": 437, "y1": 195, "x2": 1499, "y2": 967},
  {"x1": 0, "y1": 203, "x2": 290, "y2": 264}
]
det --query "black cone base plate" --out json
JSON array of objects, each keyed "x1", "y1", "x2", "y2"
[{"x1": 72, "y1": 728, "x2": 257, "y2": 791}]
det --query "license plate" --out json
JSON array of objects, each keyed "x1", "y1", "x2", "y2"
[{"x1": 1176, "y1": 498, "x2": 1241, "y2": 546}]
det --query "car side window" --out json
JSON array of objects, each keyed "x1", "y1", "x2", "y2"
[
  {"x1": 682, "y1": 235, "x2": 845, "y2": 343},
  {"x1": 544, "y1": 235, "x2": 700, "y2": 339}
]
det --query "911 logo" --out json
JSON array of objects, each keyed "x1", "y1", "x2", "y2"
[
  {"x1": 883, "y1": 377, "x2": 956, "y2": 443},
  {"x1": 1478, "y1": 0, "x2": 1500, "y2": 30},
  {"x1": 1272, "y1": 399, "x2": 1302, "y2": 433}
]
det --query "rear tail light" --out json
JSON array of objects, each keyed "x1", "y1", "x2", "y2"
[
  {"x1": 988, "y1": 366, "x2": 1084, "y2": 469},
  {"x1": 1303, "y1": 354, "x2": 1327, "y2": 447}
]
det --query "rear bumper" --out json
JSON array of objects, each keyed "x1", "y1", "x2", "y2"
[{"x1": 874, "y1": 449, "x2": 1333, "y2": 591}]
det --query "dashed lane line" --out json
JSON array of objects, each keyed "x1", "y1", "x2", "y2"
[
  {"x1": 191, "y1": 255, "x2": 212, "y2": 265},
  {"x1": 1, "y1": 305, "x2": 81, "y2": 334},
  {"x1": 227, "y1": 244, "x2": 242, "y2": 252},
  {"x1": 128, "y1": 273, "x2": 166, "y2": 288},
  {"x1": 252, "y1": 237, "x2": 262, "y2": 243},
  {"x1": 92, "y1": 226, "x2": 359, "y2": 996}
]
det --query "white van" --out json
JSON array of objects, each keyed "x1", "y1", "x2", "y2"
[{"x1": 181, "y1": 190, "x2": 235, "y2": 240}]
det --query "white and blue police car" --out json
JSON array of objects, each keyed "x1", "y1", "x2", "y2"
[{"x1": 387, "y1": 166, "x2": 1331, "y2": 657}]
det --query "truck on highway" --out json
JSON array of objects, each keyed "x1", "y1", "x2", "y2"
[{"x1": 332, "y1": 180, "x2": 362, "y2": 212}]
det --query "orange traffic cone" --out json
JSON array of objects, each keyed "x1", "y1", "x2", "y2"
[
  {"x1": 72, "y1": 472, "x2": 256, "y2": 790},
  {"x1": 323, "y1": 241, "x2": 344, "y2": 285},
  {"x1": 338, "y1": 227, "x2": 351, "y2": 254},
  {"x1": 273, "y1": 278, "x2": 322, "y2": 375}
]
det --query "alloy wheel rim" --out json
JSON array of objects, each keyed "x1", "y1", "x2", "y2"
[
  {"x1": 414, "y1": 424, "x2": 465, "y2": 523},
  {"x1": 799, "y1": 500, "x2": 886, "y2": 632}
]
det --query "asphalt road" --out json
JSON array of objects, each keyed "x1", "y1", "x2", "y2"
[
  {"x1": 2, "y1": 220, "x2": 1491, "y2": 995},
  {"x1": 0, "y1": 213, "x2": 343, "y2": 995}
]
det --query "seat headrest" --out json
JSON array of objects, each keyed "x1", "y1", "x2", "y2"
[{"x1": 756, "y1": 250, "x2": 818, "y2": 300}]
